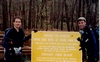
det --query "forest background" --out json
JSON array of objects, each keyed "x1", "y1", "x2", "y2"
[{"x1": 0, "y1": 0, "x2": 99, "y2": 31}]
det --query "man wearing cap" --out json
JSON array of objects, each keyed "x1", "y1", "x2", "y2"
[{"x1": 77, "y1": 17, "x2": 99, "y2": 62}]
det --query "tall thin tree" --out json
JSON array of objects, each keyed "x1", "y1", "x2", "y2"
[
  {"x1": 9, "y1": 0, "x2": 12, "y2": 27},
  {"x1": 2, "y1": 0, "x2": 8, "y2": 31},
  {"x1": 78, "y1": 0, "x2": 81, "y2": 17},
  {"x1": 60, "y1": 0, "x2": 64, "y2": 30},
  {"x1": 22, "y1": 2, "x2": 26, "y2": 29},
  {"x1": 28, "y1": 0, "x2": 32, "y2": 29},
  {"x1": 64, "y1": 0, "x2": 70, "y2": 31}
]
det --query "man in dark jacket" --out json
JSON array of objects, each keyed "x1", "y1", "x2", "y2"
[
  {"x1": 77, "y1": 17, "x2": 99, "y2": 62},
  {"x1": 2, "y1": 17, "x2": 31, "y2": 62}
]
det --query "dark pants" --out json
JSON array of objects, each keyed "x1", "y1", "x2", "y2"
[
  {"x1": 88, "y1": 53, "x2": 95, "y2": 62},
  {"x1": 5, "y1": 49, "x2": 22, "y2": 62},
  {"x1": 82, "y1": 51, "x2": 87, "y2": 62},
  {"x1": 87, "y1": 47, "x2": 99, "y2": 62},
  {"x1": 81, "y1": 48, "x2": 87, "y2": 62}
]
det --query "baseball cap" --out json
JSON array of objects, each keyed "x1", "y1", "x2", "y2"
[{"x1": 77, "y1": 17, "x2": 86, "y2": 22}]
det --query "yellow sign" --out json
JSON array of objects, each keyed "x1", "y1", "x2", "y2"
[{"x1": 31, "y1": 31, "x2": 82, "y2": 62}]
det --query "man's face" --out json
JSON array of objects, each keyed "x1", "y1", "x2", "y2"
[
  {"x1": 13, "y1": 18, "x2": 21, "y2": 28},
  {"x1": 78, "y1": 20, "x2": 86, "y2": 30}
]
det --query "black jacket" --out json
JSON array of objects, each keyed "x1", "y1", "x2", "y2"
[
  {"x1": 2, "y1": 27, "x2": 31, "y2": 50},
  {"x1": 81, "y1": 25, "x2": 99, "y2": 59},
  {"x1": 83, "y1": 26, "x2": 99, "y2": 48}
]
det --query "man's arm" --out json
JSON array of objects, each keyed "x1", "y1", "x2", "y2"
[
  {"x1": 23, "y1": 34, "x2": 31, "y2": 41},
  {"x1": 23, "y1": 29, "x2": 38, "y2": 42}
]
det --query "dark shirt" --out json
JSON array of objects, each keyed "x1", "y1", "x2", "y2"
[{"x1": 2, "y1": 27, "x2": 31, "y2": 49}]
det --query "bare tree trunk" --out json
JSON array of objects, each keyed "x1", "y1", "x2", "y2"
[
  {"x1": 70, "y1": 0, "x2": 77, "y2": 31},
  {"x1": 82, "y1": 0, "x2": 85, "y2": 17},
  {"x1": 56, "y1": 0, "x2": 61, "y2": 29},
  {"x1": 22, "y1": 2, "x2": 26, "y2": 29},
  {"x1": 64, "y1": 0, "x2": 70, "y2": 31},
  {"x1": 94, "y1": 0, "x2": 98, "y2": 26},
  {"x1": 19, "y1": 2, "x2": 21, "y2": 16},
  {"x1": 28, "y1": 0, "x2": 32, "y2": 29},
  {"x1": 9, "y1": 0, "x2": 12, "y2": 27},
  {"x1": 78, "y1": 0, "x2": 81, "y2": 17},
  {"x1": 45, "y1": 0, "x2": 48, "y2": 31},
  {"x1": 50, "y1": 1, "x2": 53, "y2": 30},
  {"x1": 86, "y1": 0, "x2": 91, "y2": 25},
  {"x1": 32, "y1": 0, "x2": 36, "y2": 29},
  {"x1": 12, "y1": 5, "x2": 15, "y2": 25},
  {"x1": 35, "y1": 0, "x2": 39, "y2": 29},
  {"x1": 76, "y1": 0, "x2": 79, "y2": 31},
  {"x1": 40, "y1": 0, "x2": 45, "y2": 30},
  {"x1": 2, "y1": 0, "x2": 8, "y2": 31},
  {"x1": 61, "y1": 1, "x2": 64, "y2": 30},
  {"x1": 53, "y1": 0, "x2": 56, "y2": 29}
]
